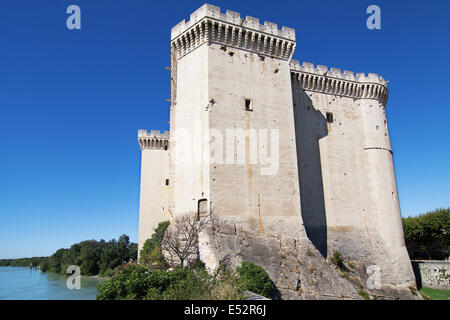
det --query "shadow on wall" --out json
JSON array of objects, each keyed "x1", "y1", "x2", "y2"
[
  {"x1": 411, "y1": 261, "x2": 423, "y2": 289},
  {"x1": 293, "y1": 89, "x2": 328, "y2": 257}
]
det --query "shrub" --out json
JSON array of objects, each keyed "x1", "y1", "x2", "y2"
[
  {"x1": 139, "y1": 221, "x2": 170, "y2": 266},
  {"x1": 159, "y1": 268, "x2": 211, "y2": 300},
  {"x1": 97, "y1": 263, "x2": 246, "y2": 300},
  {"x1": 97, "y1": 265, "x2": 151, "y2": 300},
  {"x1": 330, "y1": 251, "x2": 349, "y2": 272},
  {"x1": 236, "y1": 261, "x2": 274, "y2": 298}
]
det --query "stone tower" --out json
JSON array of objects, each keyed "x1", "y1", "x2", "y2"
[
  {"x1": 290, "y1": 61, "x2": 415, "y2": 287},
  {"x1": 138, "y1": 3, "x2": 416, "y2": 294},
  {"x1": 168, "y1": 4, "x2": 305, "y2": 240},
  {"x1": 137, "y1": 130, "x2": 169, "y2": 260}
]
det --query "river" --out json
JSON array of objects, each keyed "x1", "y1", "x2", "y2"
[{"x1": 0, "y1": 266, "x2": 105, "y2": 300}]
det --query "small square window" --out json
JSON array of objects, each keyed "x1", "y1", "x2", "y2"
[
  {"x1": 245, "y1": 99, "x2": 253, "y2": 111},
  {"x1": 326, "y1": 112, "x2": 333, "y2": 123},
  {"x1": 165, "y1": 179, "x2": 169, "y2": 186}
]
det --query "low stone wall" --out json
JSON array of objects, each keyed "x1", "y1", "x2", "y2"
[{"x1": 411, "y1": 260, "x2": 450, "y2": 289}]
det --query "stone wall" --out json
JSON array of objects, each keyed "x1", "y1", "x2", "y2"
[
  {"x1": 137, "y1": 130, "x2": 170, "y2": 260},
  {"x1": 291, "y1": 61, "x2": 416, "y2": 288},
  {"x1": 412, "y1": 260, "x2": 450, "y2": 289},
  {"x1": 207, "y1": 42, "x2": 304, "y2": 238}
]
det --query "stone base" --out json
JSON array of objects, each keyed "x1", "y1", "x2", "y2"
[{"x1": 198, "y1": 219, "x2": 421, "y2": 300}]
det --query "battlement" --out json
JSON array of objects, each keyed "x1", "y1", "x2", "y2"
[
  {"x1": 171, "y1": 4, "x2": 295, "y2": 41},
  {"x1": 290, "y1": 60, "x2": 386, "y2": 84},
  {"x1": 138, "y1": 129, "x2": 169, "y2": 150},
  {"x1": 290, "y1": 60, "x2": 388, "y2": 105},
  {"x1": 171, "y1": 4, "x2": 296, "y2": 61}
]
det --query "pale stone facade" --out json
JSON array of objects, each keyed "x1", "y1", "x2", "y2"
[
  {"x1": 137, "y1": 130, "x2": 169, "y2": 260},
  {"x1": 137, "y1": 4, "x2": 416, "y2": 292}
]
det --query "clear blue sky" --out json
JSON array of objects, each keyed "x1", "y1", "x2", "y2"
[{"x1": 0, "y1": 0, "x2": 449, "y2": 259}]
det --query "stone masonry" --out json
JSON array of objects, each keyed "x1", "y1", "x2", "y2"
[{"x1": 137, "y1": 4, "x2": 418, "y2": 299}]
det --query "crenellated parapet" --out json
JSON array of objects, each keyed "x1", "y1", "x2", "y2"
[
  {"x1": 290, "y1": 60, "x2": 389, "y2": 105},
  {"x1": 171, "y1": 4, "x2": 296, "y2": 61},
  {"x1": 138, "y1": 129, "x2": 170, "y2": 150}
]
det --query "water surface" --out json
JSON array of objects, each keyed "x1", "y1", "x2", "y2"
[{"x1": 0, "y1": 266, "x2": 105, "y2": 300}]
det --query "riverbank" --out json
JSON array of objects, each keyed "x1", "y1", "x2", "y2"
[{"x1": 81, "y1": 274, "x2": 111, "y2": 280}]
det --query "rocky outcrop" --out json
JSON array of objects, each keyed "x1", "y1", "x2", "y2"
[{"x1": 199, "y1": 219, "x2": 420, "y2": 300}]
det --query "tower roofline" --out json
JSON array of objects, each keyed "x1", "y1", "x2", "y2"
[
  {"x1": 290, "y1": 60, "x2": 389, "y2": 105},
  {"x1": 290, "y1": 60, "x2": 387, "y2": 85},
  {"x1": 170, "y1": 4, "x2": 296, "y2": 62},
  {"x1": 171, "y1": 3, "x2": 296, "y2": 41},
  {"x1": 138, "y1": 129, "x2": 169, "y2": 150}
]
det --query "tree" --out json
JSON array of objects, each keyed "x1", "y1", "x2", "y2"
[
  {"x1": 236, "y1": 261, "x2": 275, "y2": 298},
  {"x1": 139, "y1": 221, "x2": 170, "y2": 268},
  {"x1": 0, "y1": 235, "x2": 137, "y2": 276},
  {"x1": 403, "y1": 208, "x2": 449, "y2": 260},
  {"x1": 161, "y1": 212, "x2": 216, "y2": 267}
]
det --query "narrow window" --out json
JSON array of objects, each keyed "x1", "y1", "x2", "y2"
[
  {"x1": 326, "y1": 112, "x2": 334, "y2": 123},
  {"x1": 245, "y1": 99, "x2": 253, "y2": 111},
  {"x1": 197, "y1": 199, "x2": 208, "y2": 221},
  {"x1": 165, "y1": 179, "x2": 169, "y2": 186}
]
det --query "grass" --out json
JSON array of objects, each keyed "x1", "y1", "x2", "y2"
[
  {"x1": 357, "y1": 289, "x2": 370, "y2": 300},
  {"x1": 330, "y1": 251, "x2": 349, "y2": 273},
  {"x1": 419, "y1": 287, "x2": 450, "y2": 300},
  {"x1": 409, "y1": 285, "x2": 418, "y2": 296}
]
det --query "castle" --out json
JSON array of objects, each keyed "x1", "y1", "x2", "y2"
[{"x1": 137, "y1": 4, "x2": 416, "y2": 297}]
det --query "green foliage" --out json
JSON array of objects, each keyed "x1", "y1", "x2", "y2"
[
  {"x1": 0, "y1": 235, "x2": 137, "y2": 277},
  {"x1": 409, "y1": 285, "x2": 418, "y2": 296},
  {"x1": 96, "y1": 264, "x2": 246, "y2": 300},
  {"x1": 330, "y1": 251, "x2": 349, "y2": 272},
  {"x1": 358, "y1": 289, "x2": 370, "y2": 300},
  {"x1": 139, "y1": 221, "x2": 170, "y2": 267},
  {"x1": 0, "y1": 257, "x2": 48, "y2": 268},
  {"x1": 96, "y1": 264, "x2": 151, "y2": 300},
  {"x1": 235, "y1": 261, "x2": 275, "y2": 298},
  {"x1": 402, "y1": 208, "x2": 449, "y2": 260},
  {"x1": 419, "y1": 287, "x2": 450, "y2": 300},
  {"x1": 192, "y1": 260, "x2": 206, "y2": 270}
]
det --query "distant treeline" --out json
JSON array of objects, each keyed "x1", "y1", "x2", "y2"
[
  {"x1": 402, "y1": 208, "x2": 449, "y2": 260},
  {"x1": 0, "y1": 257, "x2": 47, "y2": 268},
  {"x1": 0, "y1": 234, "x2": 137, "y2": 277}
]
